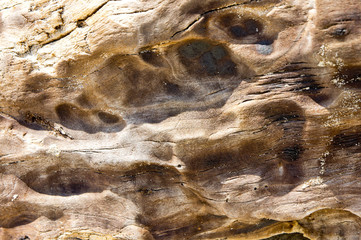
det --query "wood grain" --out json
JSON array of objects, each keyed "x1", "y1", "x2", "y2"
[{"x1": 0, "y1": 0, "x2": 360, "y2": 239}]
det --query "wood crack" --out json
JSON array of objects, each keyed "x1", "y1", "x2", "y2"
[
  {"x1": 170, "y1": 2, "x2": 250, "y2": 39},
  {"x1": 40, "y1": 1, "x2": 110, "y2": 48},
  {"x1": 113, "y1": 7, "x2": 156, "y2": 15}
]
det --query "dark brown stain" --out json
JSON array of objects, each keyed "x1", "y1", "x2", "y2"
[
  {"x1": 216, "y1": 13, "x2": 271, "y2": 43},
  {"x1": 89, "y1": 51, "x2": 237, "y2": 124},
  {"x1": 279, "y1": 145, "x2": 304, "y2": 162},
  {"x1": 321, "y1": 127, "x2": 361, "y2": 180},
  {"x1": 55, "y1": 60, "x2": 71, "y2": 77},
  {"x1": 56, "y1": 103, "x2": 75, "y2": 120},
  {"x1": 178, "y1": 40, "x2": 212, "y2": 59},
  {"x1": 23, "y1": 73, "x2": 74, "y2": 95},
  {"x1": 18, "y1": 236, "x2": 31, "y2": 240},
  {"x1": 283, "y1": 163, "x2": 304, "y2": 184},
  {"x1": 261, "y1": 233, "x2": 310, "y2": 240},
  {"x1": 262, "y1": 100, "x2": 306, "y2": 184},
  {"x1": 218, "y1": 13, "x2": 236, "y2": 27},
  {"x1": 174, "y1": 115, "x2": 306, "y2": 198},
  {"x1": 2, "y1": 214, "x2": 38, "y2": 228},
  {"x1": 122, "y1": 164, "x2": 181, "y2": 193},
  {"x1": 23, "y1": 74, "x2": 51, "y2": 93},
  {"x1": 232, "y1": 219, "x2": 278, "y2": 235},
  {"x1": 122, "y1": 69, "x2": 169, "y2": 106},
  {"x1": 318, "y1": 11, "x2": 361, "y2": 30},
  {"x1": 178, "y1": 39, "x2": 237, "y2": 76},
  {"x1": 229, "y1": 19, "x2": 263, "y2": 38},
  {"x1": 55, "y1": 103, "x2": 125, "y2": 133},
  {"x1": 294, "y1": 75, "x2": 324, "y2": 94},
  {"x1": 180, "y1": 0, "x2": 221, "y2": 15},
  {"x1": 177, "y1": 137, "x2": 278, "y2": 198},
  {"x1": 331, "y1": 27, "x2": 349, "y2": 38},
  {"x1": 20, "y1": 166, "x2": 105, "y2": 196},
  {"x1": 139, "y1": 49, "x2": 166, "y2": 67},
  {"x1": 100, "y1": 163, "x2": 222, "y2": 239},
  {"x1": 164, "y1": 81, "x2": 181, "y2": 95},
  {"x1": 76, "y1": 20, "x2": 87, "y2": 28},
  {"x1": 97, "y1": 111, "x2": 120, "y2": 124},
  {"x1": 17, "y1": 111, "x2": 54, "y2": 131},
  {"x1": 176, "y1": 100, "x2": 306, "y2": 197},
  {"x1": 276, "y1": 62, "x2": 337, "y2": 105},
  {"x1": 55, "y1": 103, "x2": 92, "y2": 132},
  {"x1": 261, "y1": 100, "x2": 305, "y2": 138},
  {"x1": 76, "y1": 93, "x2": 93, "y2": 108},
  {"x1": 92, "y1": 55, "x2": 177, "y2": 108},
  {"x1": 334, "y1": 65, "x2": 361, "y2": 88},
  {"x1": 0, "y1": 203, "x2": 63, "y2": 229},
  {"x1": 178, "y1": 137, "x2": 265, "y2": 175},
  {"x1": 119, "y1": 164, "x2": 211, "y2": 238},
  {"x1": 126, "y1": 108, "x2": 182, "y2": 124},
  {"x1": 332, "y1": 126, "x2": 361, "y2": 149}
]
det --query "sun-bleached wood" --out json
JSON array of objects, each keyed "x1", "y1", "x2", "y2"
[{"x1": 0, "y1": 0, "x2": 361, "y2": 239}]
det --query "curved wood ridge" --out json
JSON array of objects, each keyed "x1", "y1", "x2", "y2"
[{"x1": 0, "y1": 0, "x2": 361, "y2": 239}]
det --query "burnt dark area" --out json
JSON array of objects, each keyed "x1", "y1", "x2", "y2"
[
  {"x1": 280, "y1": 145, "x2": 304, "y2": 162},
  {"x1": 76, "y1": 20, "x2": 86, "y2": 28},
  {"x1": 17, "y1": 112, "x2": 51, "y2": 131},
  {"x1": 332, "y1": 27, "x2": 349, "y2": 37},
  {"x1": 18, "y1": 236, "x2": 31, "y2": 240},
  {"x1": 332, "y1": 127, "x2": 361, "y2": 149},
  {"x1": 275, "y1": 63, "x2": 336, "y2": 105},
  {"x1": 294, "y1": 75, "x2": 324, "y2": 94}
]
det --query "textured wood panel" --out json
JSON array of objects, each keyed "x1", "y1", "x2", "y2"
[{"x1": 0, "y1": 0, "x2": 361, "y2": 239}]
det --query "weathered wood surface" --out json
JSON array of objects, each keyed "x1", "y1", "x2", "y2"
[{"x1": 0, "y1": 0, "x2": 361, "y2": 239}]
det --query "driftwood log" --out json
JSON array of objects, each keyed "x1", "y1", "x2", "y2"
[{"x1": 0, "y1": 0, "x2": 361, "y2": 239}]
